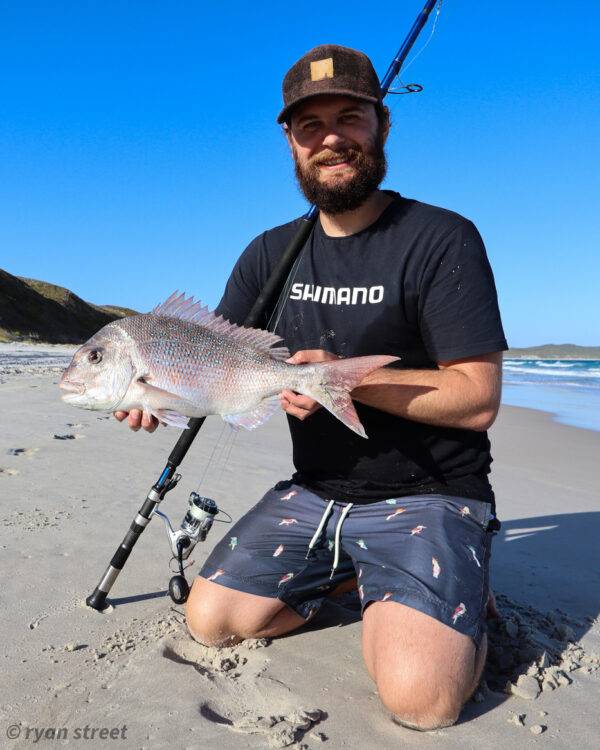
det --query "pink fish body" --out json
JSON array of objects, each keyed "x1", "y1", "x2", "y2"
[{"x1": 59, "y1": 292, "x2": 398, "y2": 437}]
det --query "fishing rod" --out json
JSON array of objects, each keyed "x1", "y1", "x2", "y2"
[{"x1": 86, "y1": 0, "x2": 442, "y2": 612}]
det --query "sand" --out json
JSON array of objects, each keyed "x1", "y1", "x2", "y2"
[{"x1": 1, "y1": 346, "x2": 599, "y2": 748}]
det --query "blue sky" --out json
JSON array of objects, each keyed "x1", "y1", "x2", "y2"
[{"x1": 1, "y1": 1, "x2": 598, "y2": 347}]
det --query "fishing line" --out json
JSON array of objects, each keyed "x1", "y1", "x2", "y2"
[
  {"x1": 194, "y1": 419, "x2": 241, "y2": 499},
  {"x1": 213, "y1": 427, "x2": 241, "y2": 490},
  {"x1": 388, "y1": 0, "x2": 443, "y2": 92},
  {"x1": 195, "y1": 420, "x2": 229, "y2": 490},
  {"x1": 266, "y1": 246, "x2": 307, "y2": 336},
  {"x1": 208, "y1": 424, "x2": 240, "y2": 492}
]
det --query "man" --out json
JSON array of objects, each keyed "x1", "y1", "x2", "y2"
[{"x1": 116, "y1": 45, "x2": 507, "y2": 730}]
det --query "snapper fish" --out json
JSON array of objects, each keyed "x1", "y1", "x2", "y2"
[{"x1": 59, "y1": 292, "x2": 398, "y2": 437}]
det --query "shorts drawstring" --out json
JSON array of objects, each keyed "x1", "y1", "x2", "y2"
[
  {"x1": 305, "y1": 500, "x2": 354, "y2": 579},
  {"x1": 306, "y1": 499, "x2": 335, "y2": 558},
  {"x1": 330, "y1": 502, "x2": 353, "y2": 578}
]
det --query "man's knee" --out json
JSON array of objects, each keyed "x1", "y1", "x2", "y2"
[
  {"x1": 378, "y1": 675, "x2": 463, "y2": 731},
  {"x1": 184, "y1": 576, "x2": 290, "y2": 647},
  {"x1": 185, "y1": 590, "x2": 238, "y2": 647}
]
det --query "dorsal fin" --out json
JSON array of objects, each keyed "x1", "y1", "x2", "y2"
[{"x1": 151, "y1": 291, "x2": 290, "y2": 358}]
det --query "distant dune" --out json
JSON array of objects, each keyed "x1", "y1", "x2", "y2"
[
  {"x1": 0, "y1": 269, "x2": 136, "y2": 344},
  {"x1": 506, "y1": 344, "x2": 600, "y2": 359}
]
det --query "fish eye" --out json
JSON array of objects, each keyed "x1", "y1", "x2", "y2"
[{"x1": 87, "y1": 349, "x2": 103, "y2": 364}]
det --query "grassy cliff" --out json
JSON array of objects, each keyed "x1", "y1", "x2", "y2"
[{"x1": 0, "y1": 269, "x2": 136, "y2": 344}]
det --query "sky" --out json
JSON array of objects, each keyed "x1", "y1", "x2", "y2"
[{"x1": 1, "y1": 1, "x2": 598, "y2": 347}]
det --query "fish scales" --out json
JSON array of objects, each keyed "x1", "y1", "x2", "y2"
[{"x1": 123, "y1": 314, "x2": 293, "y2": 414}]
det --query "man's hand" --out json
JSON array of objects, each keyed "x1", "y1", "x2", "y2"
[
  {"x1": 280, "y1": 349, "x2": 339, "y2": 422},
  {"x1": 113, "y1": 409, "x2": 159, "y2": 433}
]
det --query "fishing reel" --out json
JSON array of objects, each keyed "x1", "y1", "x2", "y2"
[{"x1": 153, "y1": 492, "x2": 219, "y2": 604}]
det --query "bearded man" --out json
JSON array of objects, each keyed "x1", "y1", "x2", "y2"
[{"x1": 118, "y1": 45, "x2": 508, "y2": 730}]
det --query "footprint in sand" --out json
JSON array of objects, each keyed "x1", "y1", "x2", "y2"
[
  {"x1": 0, "y1": 467, "x2": 19, "y2": 477},
  {"x1": 163, "y1": 639, "x2": 248, "y2": 680},
  {"x1": 53, "y1": 433, "x2": 85, "y2": 440},
  {"x1": 7, "y1": 447, "x2": 39, "y2": 457},
  {"x1": 202, "y1": 700, "x2": 327, "y2": 748},
  {"x1": 163, "y1": 638, "x2": 327, "y2": 748}
]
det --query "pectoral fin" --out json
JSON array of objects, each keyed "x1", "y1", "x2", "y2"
[
  {"x1": 136, "y1": 379, "x2": 192, "y2": 429},
  {"x1": 147, "y1": 408, "x2": 190, "y2": 429}
]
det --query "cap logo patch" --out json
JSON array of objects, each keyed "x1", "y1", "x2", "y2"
[{"x1": 310, "y1": 57, "x2": 334, "y2": 82}]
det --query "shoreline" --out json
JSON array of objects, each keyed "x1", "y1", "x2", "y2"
[
  {"x1": 497, "y1": 401, "x2": 600, "y2": 434},
  {"x1": 505, "y1": 356, "x2": 599, "y2": 361}
]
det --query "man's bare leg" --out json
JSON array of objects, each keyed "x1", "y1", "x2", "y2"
[
  {"x1": 362, "y1": 601, "x2": 487, "y2": 730},
  {"x1": 186, "y1": 577, "x2": 308, "y2": 646},
  {"x1": 186, "y1": 573, "x2": 359, "y2": 647}
]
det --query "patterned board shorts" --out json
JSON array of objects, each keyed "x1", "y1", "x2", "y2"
[{"x1": 199, "y1": 480, "x2": 500, "y2": 645}]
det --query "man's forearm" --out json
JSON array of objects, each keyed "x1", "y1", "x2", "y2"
[{"x1": 352, "y1": 363, "x2": 501, "y2": 432}]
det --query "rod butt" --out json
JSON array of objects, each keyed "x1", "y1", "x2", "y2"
[{"x1": 86, "y1": 587, "x2": 109, "y2": 611}]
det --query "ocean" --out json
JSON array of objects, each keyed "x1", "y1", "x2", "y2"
[
  {"x1": 1, "y1": 345, "x2": 599, "y2": 433},
  {"x1": 502, "y1": 359, "x2": 600, "y2": 432}
]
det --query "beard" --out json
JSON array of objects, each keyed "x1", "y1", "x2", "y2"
[{"x1": 293, "y1": 129, "x2": 387, "y2": 214}]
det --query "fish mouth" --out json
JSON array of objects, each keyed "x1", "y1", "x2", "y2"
[{"x1": 59, "y1": 379, "x2": 86, "y2": 396}]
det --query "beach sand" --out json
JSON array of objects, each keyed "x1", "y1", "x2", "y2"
[{"x1": 1, "y1": 353, "x2": 599, "y2": 749}]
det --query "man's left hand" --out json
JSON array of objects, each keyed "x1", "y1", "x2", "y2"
[{"x1": 281, "y1": 349, "x2": 339, "y2": 421}]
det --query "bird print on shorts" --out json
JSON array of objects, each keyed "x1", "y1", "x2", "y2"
[
  {"x1": 385, "y1": 508, "x2": 406, "y2": 521},
  {"x1": 280, "y1": 491, "x2": 298, "y2": 501},
  {"x1": 279, "y1": 518, "x2": 298, "y2": 526},
  {"x1": 273, "y1": 544, "x2": 284, "y2": 557},
  {"x1": 452, "y1": 603, "x2": 467, "y2": 624},
  {"x1": 466, "y1": 545, "x2": 481, "y2": 567},
  {"x1": 207, "y1": 569, "x2": 225, "y2": 582},
  {"x1": 410, "y1": 525, "x2": 426, "y2": 536}
]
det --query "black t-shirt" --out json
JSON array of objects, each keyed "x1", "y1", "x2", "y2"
[{"x1": 216, "y1": 193, "x2": 508, "y2": 509}]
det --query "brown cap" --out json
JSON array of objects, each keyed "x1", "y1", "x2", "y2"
[{"x1": 277, "y1": 44, "x2": 382, "y2": 124}]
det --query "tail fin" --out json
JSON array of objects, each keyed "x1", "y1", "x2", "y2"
[{"x1": 301, "y1": 355, "x2": 398, "y2": 438}]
